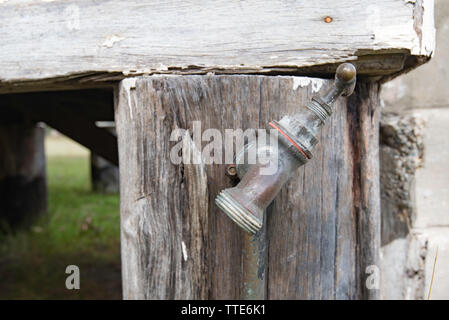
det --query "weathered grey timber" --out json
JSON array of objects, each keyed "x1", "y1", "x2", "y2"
[
  {"x1": 0, "y1": 0, "x2": 434, "y2": 93},
  {"x1": 115, "y1": 75, "x2": 381, "y2": 299}
]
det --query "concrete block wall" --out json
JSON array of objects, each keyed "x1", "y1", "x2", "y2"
[{"x1": 380, "y1": 0, "x2": 448, "y2": 300}]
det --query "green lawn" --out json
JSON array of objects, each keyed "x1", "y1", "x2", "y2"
[{"x1": 0, "y1": 137, "x2": 122, "y2": 299}]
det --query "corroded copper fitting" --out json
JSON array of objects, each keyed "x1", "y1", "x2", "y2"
[{"x1": 216, "y1": 63, "x2": 357, "y2": 234}]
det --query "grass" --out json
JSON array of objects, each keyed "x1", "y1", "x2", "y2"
[{"x1": 0, "y1": 135, "x2": 122, "y2": 299}]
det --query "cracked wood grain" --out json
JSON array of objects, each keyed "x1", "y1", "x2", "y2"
[
  {"x1": 0, "y1": 0, "x2": 434, "y2": 93},
  {"x1": 115, "y1": 75, "x2": 381, "y2": 299}
]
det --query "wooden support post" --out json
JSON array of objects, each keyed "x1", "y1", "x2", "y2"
[
  {"x1": 90, "y1": 124, "x2": 119, "y2": 193},
  {"x1": 115, "y1": 75, "x2": 381, "y2": 299},
  {"x1": 29, "y1": 106, "x2": 119, "y2": 166},
  {"x1": 90, "y1": 154, "x2": 120, "y2": 194},
  {"x1": 0, "y1": 121, "x2": 47, "y2": 230}
]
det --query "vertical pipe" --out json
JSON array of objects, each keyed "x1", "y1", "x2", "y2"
[{"x1": 241, "y1": 211, "x2": 267, "y2": 300}]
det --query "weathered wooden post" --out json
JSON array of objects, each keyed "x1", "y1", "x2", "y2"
[
  {"x1": 90, "y1": 122, "x2": 119, "y2": 194},
  {"x1": 90, "y1": 153, "x2": 120, "y2": 193},
  {"x1": 115, "y1": 73, "x2": 383, "y2": 299},
  {"x1": 0, "y1": 89, "x2": 117, "y2": 228},
  {"x1": 0, "y1": 0, "x2": 434, "y2": 299},
  {"x1": 0, "y1": 119, "x2": 47, "y2": 230}
]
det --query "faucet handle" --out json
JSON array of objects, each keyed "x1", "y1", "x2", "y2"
[
  {"x1": 320, "y1": 63, "x2": 356, "y2": 106},
  {"x1": 305, "y1": 63, "x2": 356, "y2": 124},
  {"x1": 335, "y1": 63, "x2": 357, "y2": 97}
]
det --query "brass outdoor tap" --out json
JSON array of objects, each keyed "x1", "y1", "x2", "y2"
[{"x1": 215, "y1": 63, "x2": 357, "y2": 234}]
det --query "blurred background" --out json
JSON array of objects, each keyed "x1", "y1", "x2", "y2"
[{"x1": 0, "y1": 131, "x2": 121, "y2": 299}]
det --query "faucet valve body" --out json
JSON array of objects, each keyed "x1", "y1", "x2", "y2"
[{"x1": 215, "y1": 63, "x2": 356, "y2": 234}]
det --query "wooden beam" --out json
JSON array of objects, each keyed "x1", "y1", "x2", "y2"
[
  {"x1": 0, "y1": 105, "x2": 27, "y2": 125},
  {"x1": 0, "y1": 90, "x2": 118, "y2": 165},
  {"x1": 37, "y1": 107, "x2": 118, "y2": 166},
  {"x1": 115, "y1": 75, "x2": 381, "y2": 299},
  {"x1": 0, "y1": 90, "x2": 114, "y2": 121},
  {"x1": 0, "y1": 0, "x2": 434, "y2": 93}
]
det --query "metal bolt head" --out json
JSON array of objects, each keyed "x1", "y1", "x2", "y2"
[{"x1": 226, "y1": 164, "x2": 237, "y2": 176}]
